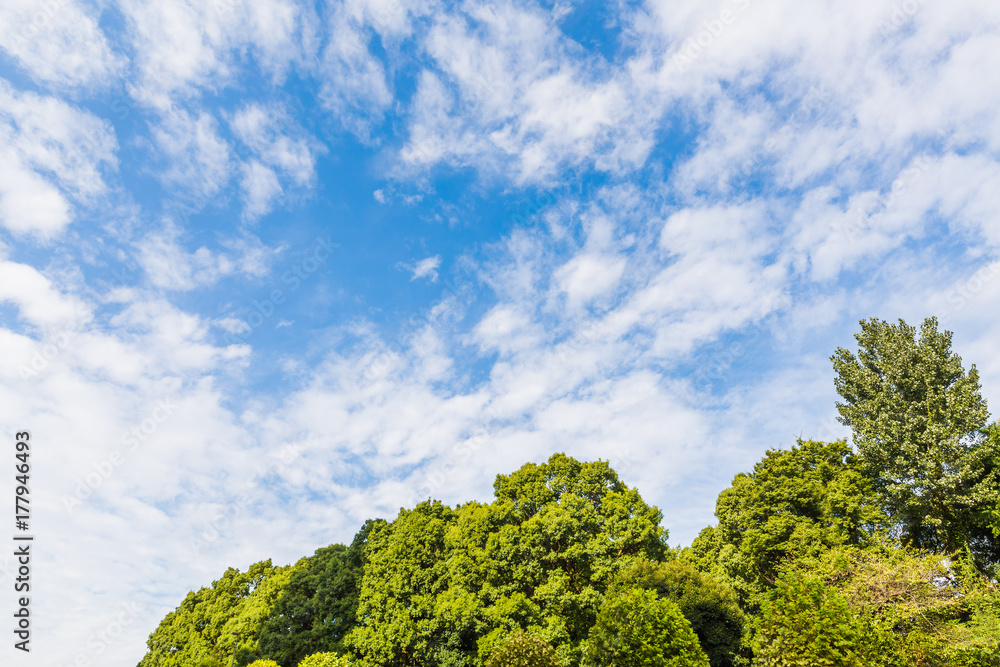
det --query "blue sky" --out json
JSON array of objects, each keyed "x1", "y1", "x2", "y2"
[{"x1": 2, "y1": 0, "x2": 1000, "y2": 665}]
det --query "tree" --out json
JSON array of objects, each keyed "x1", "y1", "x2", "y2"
[
  {"x1": 345, "y1": 500, "x2": 464, "y2": 667},
  {"x1": 684, "y1": 439, "x2": 885, "y2": 610},
  {"x1": 753, "y1": 570, "x2": 863, "y2": 667},
  {"x1": 484, "y1": 631, "x2": 561, "y2": 667},
  {"x1": 138, "y1": 560, "x2": 292, "y2": 667},
  {"x1": 617, "y1": 560, "x2": 744, "y2": 667},
  {"x1": 345, "y1": 453, "x2": 670, "y2": 667},
  {"x1": 469, "y1": 454, "x2": 670, "y2": 664},
  {"x1": 832, "y1": 316, "x2": 997, "y2": 559},
  {"x1": 581, "y1": 588, "x2": 710, "y2": 667},
  {"x1": 259, "y1": 520, "x2": 381, "y2": 665},
  {"x1": 780, "y1": 544, "x2": 1000, "y2": 666}
]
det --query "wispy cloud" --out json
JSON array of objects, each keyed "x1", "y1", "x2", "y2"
[
  {"x1": 404, "y1": 254, "x2": 442, "y2": 282},
  {"x1": 0, "y1": 0, "x2": 123, "y2": 88}
]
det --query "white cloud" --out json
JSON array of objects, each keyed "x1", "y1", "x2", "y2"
[
  {"x1": 342, "y1": 0, "x2": 439, "y2": 39},
  {"x1": 121, "y1": 0, "x2": 316, "y2": 108},
  {"x1": 0, "y1": 293, "x2": 257, "y2": 663},
  {"x1": 0, "y1": 151, "x2": 71, "y2": 237},
  {"x1": 215, "y1": 317, "x2": 252, "y2": 335},
  {"x1": 0, "y1": 260, "x2": 91, "y2": 328},
  {"x1": 408, "y1": 254, "x2": 442, "y2": 282},
  {"x1": 135, "y1": 225, "x2": 274, "y2": 291},
  {"x1": 149, "y1": 108, "x2": 231, "y2": 199},
  {"x1": 0, "y1": 0, "x2": 123, "y2": 88},
  {"x1": 240, "y1": 161, "x2": 283, "y2": 220},
  {"x1": 472, "y1": 304, "x2": 542, "y2": 356},
  {"x1": 555, "y1": 253, "x2": 626, "y2": 310},
  {"x1": 230, "y1": 103, "x2": 318, "y2": 186},
  {"x1": 317, "y1": 8, "x2": 394, "y2": 140},
  {"x1": 229, "y1": 103, "x2": 322, "y2": 219},
  {"x1": 398, "y1": 3, "x2": 652, "y2": 182},
  {"x1": 0, "y1": 80, "x2": 117, "y2": 238}
]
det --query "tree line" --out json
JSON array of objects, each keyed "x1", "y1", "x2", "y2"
[{"x1": 137, "y1": 317, "x2": 1000, "y2": 667}]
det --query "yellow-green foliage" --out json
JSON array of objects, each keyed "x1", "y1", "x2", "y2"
[
  {"x1": 297, "y1": 652, "x2": 353, "y2": 667},
  {"x1": 946, "y1": 577, "x2": 1000, "y2": 666},
  {"x1": 753, "y1": 570, "x2": 863, "y2": 667},
  {"x1": 775, "y1": 545, "x2": 1000, "y2": 667},
  {"x1": 616, "y1": 559, "x2": 744, "y2": 667},
  {"x1": 137, "y1": 560, "x2": 294, "y2": 667},
  {"x1": 346, "y1": 454, "x2": 670, "y2": 667},
  {"x1": 685, "y1": 439, "x2": 886, "y2": 612},
  {"x1": 582, "y1": 588, "x2": 710, "y2": 667},
  {"x1": 247, "y1": 661, "x2": 281, "y2": 667},
  {"x1": 485, "y1": 631, "x2": 561, "y2": 667}
]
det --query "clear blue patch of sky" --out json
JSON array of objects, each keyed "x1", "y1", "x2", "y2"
[
  {"x1": 555, "y1": 0, "x2": 636, "y2": 62},
  {"x1": 0, "y1": 56, "x2": 43, "y2": 95},
  {"x1": 0, "y1": 303, "x2": 26, "y2": 336}
]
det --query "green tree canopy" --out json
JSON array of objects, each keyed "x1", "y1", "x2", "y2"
[
  {"x1": 297, "y1": 652, "x2": 354, "y2": 667},
  {"x1": 617, "y1": 560, "x2": 743, "y2": 667},
  {"x1": 581, "y1": 588, "x2": 709, "y2": 667},
  {"x1": 345, "y1": 453, "x2": 670, "y2": 667},
  {"x1": 345, "y1": 499, "x2": 462, "y2": 667},
  {"x1": 778, "y1": 544, "x2": 1000, "y2": 667},
  {"x1": 832, "y1": 316, "x2": 997, "y2": 560},
  {"x1": 138, "y1": 429, "x2": 999, "y2": 667},
  {"x1": 138, "y1": 560, "x2": 292, "y2": 667},
  {"x1": 685, "y1": 439, "x2": 885, "y2": 609},
  {"x1": 259, "y1": 520, "x2": 381, "y2": 666}
]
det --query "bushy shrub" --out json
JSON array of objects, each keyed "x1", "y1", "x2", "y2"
[
  {"x1": 246, "y1": 661, "x2": 281, "y2": 667},
  {"x1": 581, "y1": 588, "x2": 710, "y2": 667},
  {"x1": 619, "y1": 559, "x2": 744, "y2": 667},
  {"x1": 485, "y1": 631, "x2": 561, "y2": 667},
  {"x1": 780, "y1": 545, "x2": 1000, "y2": 667},
  {"x1": 753, "y1": 570, "x2": 862, "y2": 667},
  {"x1": 297, "y1": 651, "x2": 353, "y2": 667}
]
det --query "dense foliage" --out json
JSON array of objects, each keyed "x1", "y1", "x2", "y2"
[
  {"x1": 297, "y1": 653, "x2": 355, "y2": 667},
  {"x1": 752, "y1": 570, "x2": 862, "y2": 667},
  {"x1": 139, "y1": 317, "x2": 999, "y2": 667},
  {"x1": 780, "y1": 544, "x2": 1000, "y2": 666},
  {"x1": 685, "y1": 438, "x2": 886, "y2": 610},
  {"x1": 484, "y1": 631, "x2": 561, "y2": 667},
  {"x1": 139, "y1": 560, "x2": 293, "y2": 667},
  {"x1": 616, "y1": 560, "x2": 743, "y2": 667},
  {"x1": 832, "y1": 317, "x2": 1000, "y2": 563},
  {"x1": 346, "y1": 454, "x2": 669, "y2": 667},
  {"x1": 259, "y1": 521, "x2": 378, "y2": 665},
  {"x1": 580, "y1": 588, "x2": 709, "y2": 667}
]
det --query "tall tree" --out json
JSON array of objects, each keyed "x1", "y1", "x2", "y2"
[
  {"x1": 685, "y1": 439, "x2": 885, "y2": 610},
  {"x1": 259, "y1": 520, "x2": 381, "y2": 666},
  {"x1": 345, "y1": 453, "x2": 670, "y2": 667},
  {"x1": 345, "y1": 500, "x2": 463, "y2": 667},
  {"x1": 831, "y1": 316, "x2": 996, "y2": 559},
  {"x1": 138, "y1": 560, "x2": 292, "y2": 667}
]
